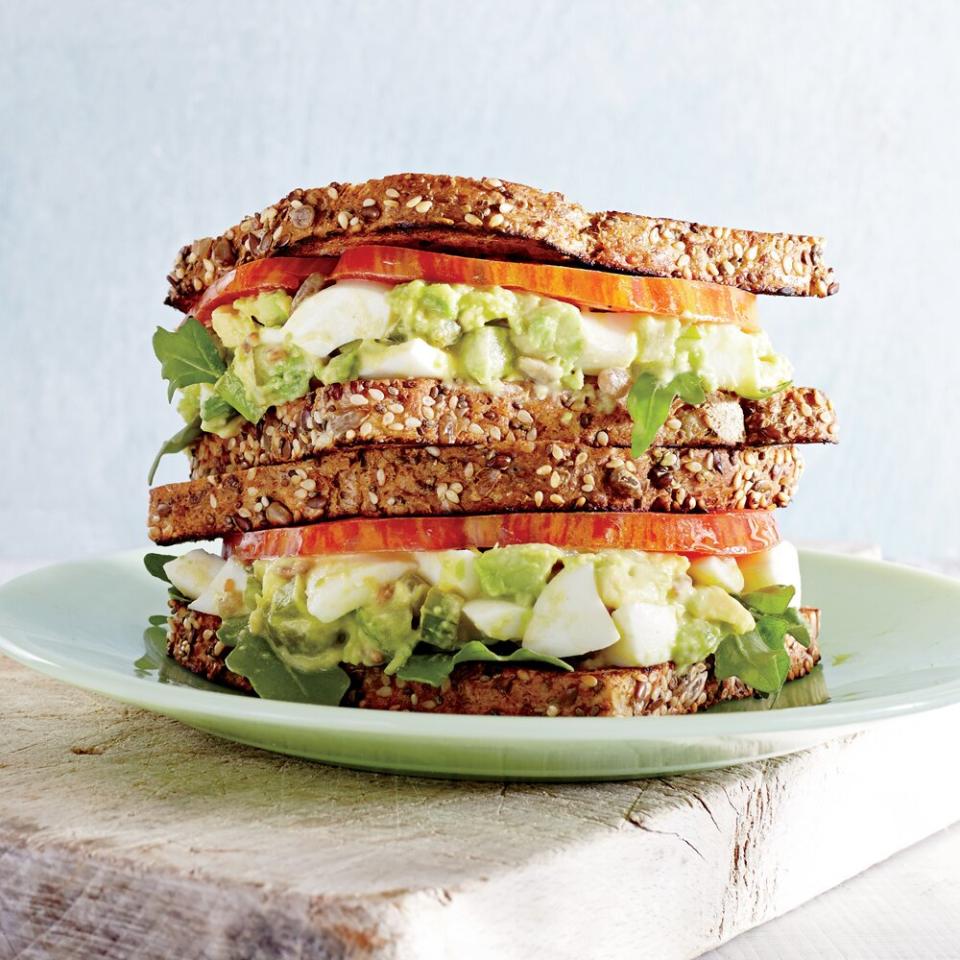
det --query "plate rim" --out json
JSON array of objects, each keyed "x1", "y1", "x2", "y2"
[{"x1": 1, "y1": 547, "x2": 959, "y2": 742}]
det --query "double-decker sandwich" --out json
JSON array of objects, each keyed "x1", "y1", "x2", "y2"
[{"x1": 145, "y1": 173, "x2": 837, "y2": 716}]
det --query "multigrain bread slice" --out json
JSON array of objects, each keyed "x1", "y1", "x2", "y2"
[
  {"x1": 166, "y1": 173, "x2": 838, "y2": 312},
  {"x1": 189, "y1": 381, "x2": 837, "y2": 479},
  {"x1": 149, "y1": 443, "x2": 802, "y2": 545},
  {"x1": 167, "y1": 600, "x2": 821, "y2": 717}
]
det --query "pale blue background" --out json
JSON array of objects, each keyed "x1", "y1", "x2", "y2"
[{"x1": 1, "y1": 0, "x2": 957, "y2": 560}]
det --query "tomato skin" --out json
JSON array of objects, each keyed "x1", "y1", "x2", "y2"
[
  {"x1": 330, "y1": 246, "x2": 759, "y2": 328},
  {"x1": 193, "y1": 257, "x2": 337, "y2": 324},
  {"x1": 223, "y1": 511, "x2": 780, "y2": 560}
]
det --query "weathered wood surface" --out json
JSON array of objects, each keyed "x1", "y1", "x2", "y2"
[{"x1": 1, "y1": 654, "x2": 959, "y2": 960}]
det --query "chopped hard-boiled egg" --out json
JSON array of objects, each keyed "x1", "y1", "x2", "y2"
[
  {"x1": 189, "y1": 557, "x2": 249, "y2": 619},
  {"x1": 284, "y1": 280, "x2": 392, "y2": 358},
  {"x1": 578, "y1": 312, "x2": 639, "y2": 374},
  {"x1": 688, "y1": 555, "x2": 745, "y2": 594},
  {"x1": 596, "y1": 602, "x2": 680, "y2": 667},
  {"x1": 738, "y1": 541, "x2": 802, "y2": 606},
  {"x1": 415, "y1": 550, "x2": 481, "y2": 599},
  {"x1": 357, "y1": 338, "x2": 454, "y2": 379},
  {"x1": 522, "y1": 563, "x2": 619, "y2": 658},
  {"x1": 305, "y1": 556, "x2": 415, "y2": 623},
  {"x1": 163, "y1": 550, "x2": 225, "y2": 601},
  {"x1": 462, "y1": 598, "x2": 531, "y2": 641}
]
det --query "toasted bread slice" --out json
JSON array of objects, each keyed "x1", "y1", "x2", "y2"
[
  {"x1": 148, "y1": 442, "x2": 802, "y2": 545},
  {"x1": 189, "y1": 381, "x2": 836, "y2": 479},
  {"x1": 167, "y1": 601, "x2": 820, "y2": 717},
  {"x1": 166, "y1": 173, "x2": 838, "y2": 312}
]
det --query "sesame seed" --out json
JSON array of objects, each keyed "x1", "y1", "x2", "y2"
[
  {"x1": 382, "y1": 411, "x2": 395, "y2": 426},
  {"x1": 415, "y1": 199, "x2": 433, "y2": 214},
  {"x1": 327, "y1": 186, "x2": 339, "y2": 200},
  {"x1": 549, "y1": 471, "x2": 562, "y2": 489},
  {"x1": 575, "y1": 496, "x2": 587, "y2": 507},
  {"x1": 468, "y1": 423, "x2": 484, "y2": 436},
  {"x1": 388, "y1": 402, "x2": 405, "y2": 414},
  {"x1": 575, "y1": 451, "x2": 588, "y2": 466},
  {"x1": 516, "y1": 409, "x2": 534, "y2": 425},
  {"x1": 464, "y1": 463, "x2": 474, "y2": 478},
  {"x1": 376, "y1": 685, "x2": 392, "y2": 697},
  {"x1": 536, "y1": 464, "x2": 552, "y2": 476},
  {"x1": 385, "y1": 187, "x2": 400, "y2": 199},
  {"x1": 488, "y1": 212, "x2": 504, "y2": 228},
  {"x1": 446, "y1": 489, "x2": 460, "y2": 503},
  {"x1": 337, "y1": 211, "x2": 350, "y2": 229},
  {"x1": 464, "y1": 213, "x2": 483, "y2": 227},
  {"x1": 348, "y1": 393, "x2": 367, "y2": 406},
  {"x1": 549, "y1": 493, "x2": 564, "y2": 505},
  {"x1": 666, "y1": 417, "x2": 682, "y2": 430},
  {"x1": 596, "y1": 430, "x2": 609, "y2": 446},
  {"x1": 405, "y1": 417, "x2": 422, "y2": 429},
  {"x1": 676, "y1": 253, "x2": 691, "y2": 268},
  {"x1": 376, "y1": 468, "x2": 386, "y2": 485},
  {"x1": 581, "y1": 675, "x2": 599, "y2": 689},
  {"x1": 362, "y1": 197, "x2": 376, "y2": 207},
  {"x1": 551, "y1": 443, "x2": 565, "y2": 461},
  {"x1": 484, "y1": 177, "x2": 504, "y2": 188},
  {"x1": 534, "y1": 491, "x2": 544, "y2": 507},
  {"x1": 499, "y1": 202, "x2": 515, "y2": 213},
  {"x1": 368, "y1": 492, "x2": 379, "y2": 505},
  {"x1": 209, "y1": 494, "x2": 218, "y2": 509},
  {"x1": 546, "y1": 704, "x2": 559, "y2": 717},
  {"x1": 410, "y1": 693, "x2": 418, "y2": 706},
  {"x1": 368, "y1": 387, "x2": 385, "y2": 401},
  {"x1": 359, "y1": 421, "x2": 374, "y2": 437},
  {"x1": 426, "y1": 446, "x2": 441, "y2": 457},
  {"x1": 406, "y1": 195, "x2": 423, "y2": 208}
]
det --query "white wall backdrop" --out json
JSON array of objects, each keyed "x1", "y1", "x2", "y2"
[{"x1": 2, "y1": 0, "x2": 958, "y2": 560}]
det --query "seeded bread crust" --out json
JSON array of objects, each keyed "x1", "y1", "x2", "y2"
[
  {"x1": 166, "y1": 600, "x2": 820, "y2": 716},
  {"x1": 189, "y1": 381, "x2": 836, "y2": 479},
  {"x1": 166, "y1": 173, "x2": 838, "y2": 311},
  {"x1": 148, "y1": 443, "x2": 802, "y2": 545}
]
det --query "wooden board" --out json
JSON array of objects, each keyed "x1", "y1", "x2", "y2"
[{"x1": 1, "y1": 655, "x2": 959, "y2": 960}]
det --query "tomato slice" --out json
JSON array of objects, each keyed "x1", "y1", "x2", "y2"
[
  {"x1": 224, "y1": 511, "x2": 780, "y2": 560},
  {"x1": 193, "y1": 256, "x2": 337, "y2": 324},
  {"x1": 330, "y1": 246, "x2": 759, "y2": 328}
]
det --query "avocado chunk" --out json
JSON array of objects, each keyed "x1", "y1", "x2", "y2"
[
  {"x1": 458, "y1": 326, "x2": 515, "y2": 386},
  {"x1": 233, "y1": 289, "x2": 293, "y2": 327},
  {"x1": 387, "y1": 280, "x2": 463, "y2": 347},
  {"x1": 475, "y1": 544, "x2": 562, "y2": 606},
  {"x1": 419, "y1": 587, "x2": 464, "y2": 650},
  {"x1": 349, "y1": 574, "x2": 429, "y2": 673}
]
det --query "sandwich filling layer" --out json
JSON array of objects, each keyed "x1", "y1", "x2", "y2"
[
  {"x1": 157, "y1": 541, "x2": 806, "y2": 699},
  {"x1": 158, "y1": 278, "x2": 793, "y2": 449}
]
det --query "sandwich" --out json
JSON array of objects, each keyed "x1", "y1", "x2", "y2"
[{"x1": 145, "y1": 173, "x2": 837, "y2": 717}]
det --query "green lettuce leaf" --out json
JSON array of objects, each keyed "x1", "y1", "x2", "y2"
[
  {"x1": 714, "y1": 629, "x2": 790, "y2": 695},
  {"x1": 147, "y1": 417, "x2": 202, "y2": 484},
  {"x1": 153, "y1": 316, "x2": 226, "y2": 401},
  {"x1": 714, "y1": 584, "x2": 812, "y2": 695},
  {"x1": 225, "y1": 629, "x2": 351, "y2": 705},
  {"x1": 143, "y1": 553, "x2": 176, "y2": 583},
  {"x1": 396, "y1": 640, "x2": 572, "y2": 687},
  {"x1": 626, "y1": 371, "x2": 706, "y2": 457}
]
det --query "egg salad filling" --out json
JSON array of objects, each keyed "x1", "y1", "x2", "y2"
[
  {"x1": 154, "y1": 541, "x2": 807, "y2": 703},
  {"x1": 153, "y1": 278, "x2": 793, "y2": 452}
]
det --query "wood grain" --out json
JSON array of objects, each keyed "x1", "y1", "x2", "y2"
[{"x1": 1, "y1": 654, "x2": 958, "y2": 960}]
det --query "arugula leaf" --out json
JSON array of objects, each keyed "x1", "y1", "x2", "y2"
[
  {"x1": 396, "y1": 640, "x2": 572, "y2": 687},
  {"x1": 738, "y1": 586, "x2": 810, "y2": 647},
  {"x1": 147, "y1": 417, "x2": 202, "y2": 484},
  {"x1": 153, "y1": 316, "x2": 226, "y2": 401},
  {"x1": 216, "y1": 616, "x2": 249, "y2": 648},
  {"x1": 214, "y1": 368, "x2": 266, "y2": 423},
  {"x1": 714, "y1": 586, "x2": 812, "y2": 695},
  {"x1": 714, "y1": 629, "x2": 790, "y2": 695},
  {"x1": 143, "y1": 553, "x2": 176, "y2": 583},
  {"x1": 147, "y1": 613, "x2": 169, "y2": 627},
  {"x1": 224, "y1": 629, "x2": 351, "y2": 705},
  {"x1": 626, "y1": 372, "x2": 707, "y2": 457}
]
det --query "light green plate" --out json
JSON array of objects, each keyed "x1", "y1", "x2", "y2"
[{"x1": 1, "y1": 549, "x2": 959, "y2": 781}]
